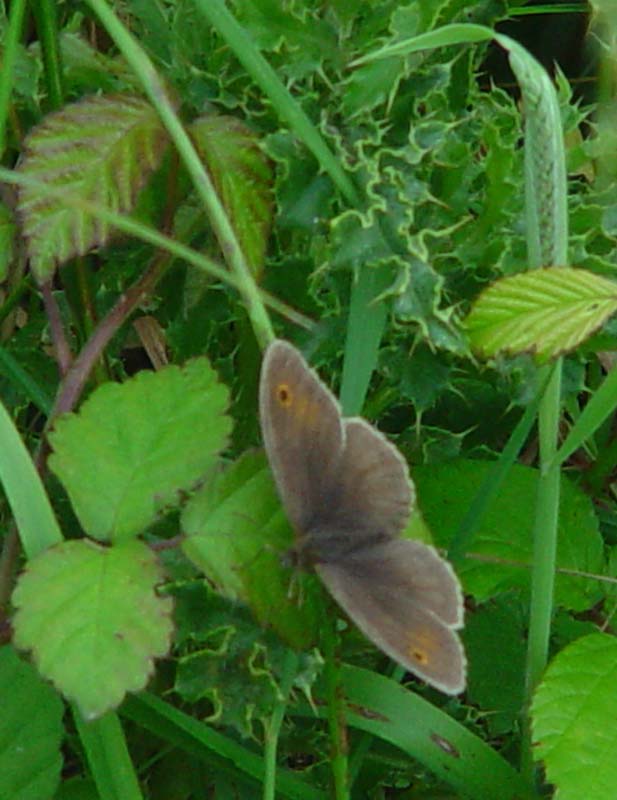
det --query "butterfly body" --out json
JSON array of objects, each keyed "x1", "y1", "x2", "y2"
[{"x1": 259, "y1": 339, "x2": 466, "y2": 695}]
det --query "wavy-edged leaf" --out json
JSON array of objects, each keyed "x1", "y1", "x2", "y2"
[
  {"x1": 414, "y1": 459, "x2": 604, "y2": 611},
  {"x1": 190, "y1": 115, "x2": 274, "y2": 277},
  {"x1": 0, "y1": 645, "x2": 64, "y2": 800},
  {"x1": 172, "y1": 583, "x2": 318, "y2": 739},
  {"x1": 17, "y1": 94, "x2": 169, "y2": 283},
  {"x1": 532, "y1": 634, "x2": 617, "y2": 800},
  {"x1": 12, "y1": 538, "x2": 173, "y2": 720},
  {"x1": 464, "y1": 267, "x2": 617, "y2": 362},
  {"x1": 48, "y1": 358, "x2": 231, "y2": 541},
  {"x1": 122, "y1": 692, "x2": 327, "y2": 800}
]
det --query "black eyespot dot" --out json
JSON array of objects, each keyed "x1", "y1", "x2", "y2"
[
  {"x1": 276, "y1": 383, "x2": 293, "y2": 407},
  {"x1": 411, "y1": 646, "x2": 429, "y2": 666}
]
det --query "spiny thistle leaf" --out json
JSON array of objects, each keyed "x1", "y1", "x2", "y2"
[
  {"x1": 12, "y1": 538, "x2": 173, "y2": 721},
  {"x1": 464, "y1": 267, "x2": 617, "y2": 362},
  {"x1": 17, "y1": 94, "x2": 169, "y2": 283}
]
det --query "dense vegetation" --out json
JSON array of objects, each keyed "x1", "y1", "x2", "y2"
[{"x1": 1, "y1": 2, "x2": 617, "y2": 799}]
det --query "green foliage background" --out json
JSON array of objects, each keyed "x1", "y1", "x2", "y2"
[{"x1": 2, "y1": 1, "x2": 617, "y2": 800}]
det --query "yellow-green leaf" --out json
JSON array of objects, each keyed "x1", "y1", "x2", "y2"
[
  {"x1": 12, "y1": 539, "x2": 173, "y2": 720},
  {"x1": 464, "y1": 267, "x2": 617, "y2": 362}
]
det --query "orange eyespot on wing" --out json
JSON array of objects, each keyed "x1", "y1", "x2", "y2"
[
  {"x1": 275, "y1": 382, "x2": 323, "y2": 429},
  {"x1": 407, "y1": 628, "x2": 437, "y2": 668},
  {"x1": 275, "y1": 382, "x2": 293, "y2": 407}
]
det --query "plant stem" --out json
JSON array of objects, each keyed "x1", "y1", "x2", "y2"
[
  {"x1": 500, "y1": 36, "x2": 568, "y2": 783},
  {"x1": 0, "y1": 0, "x2": 27, "y2": 156},
  {"x1": 41, "y1": 280, "x2": 72, "y2": 376},
  {"x1": 521, "y1": 363, "x2": 562, "y2": 780},
  {"x1": 321, "y1": 616, "x2": 349, "y2": 799},
  {"x1": 263, "y1": 649, "x2": 299, "y2": 800},
  {"x1": 51, "y1": 259, "x2": 166, "y2": 417},
  {"x1": 31, "y1": 0, "x2": 65, "y2": 109}
]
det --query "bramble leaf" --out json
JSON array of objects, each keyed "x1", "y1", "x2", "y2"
[
  {"x1": 17, "y1": 94, "x2": 169, "y2": 283},
  {"x1": 464, "y1": 267, "x2": 617, "y2": 362},
  {"x1": 532, "y1": 634, "x2": 617, "y2": 800},
  {"x1": 49, "y1": 358, "x2": 231, "y2": 541},
  {"x1": 12, "y1": 538, "x2": 173, "y2": 720},
  {"x1": 190, "y1": 115, "x2": 274, "y2": 277}
]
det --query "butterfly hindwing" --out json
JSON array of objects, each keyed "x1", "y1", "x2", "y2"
[{"x1": 317, "y1": 538, "x2": 466, "y2": 693}]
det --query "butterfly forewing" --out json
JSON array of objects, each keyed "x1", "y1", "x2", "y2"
[
  {"x1": 259, "y1": 340, "x2": 344, "y2": 532},
  {"x1": 333, "y1": 418, "x2": 413, "y2": 540}
]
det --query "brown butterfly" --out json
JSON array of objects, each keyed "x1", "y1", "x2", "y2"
[{"x1": 259, "y1": 339, "x2": 466, "y2": 694}]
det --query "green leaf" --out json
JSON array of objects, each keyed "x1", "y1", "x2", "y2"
[
  {"x1": 464, "y1": 267, "x2": 617, "y2": 362},
  {"x1": 48, "y1": 358, "x2": 231, "y2": 541},
  {"x1": 414, "y1": 459, "x2": 604, "y2": 611},
  {"x1": 182, "y1": 450, "x2": 323, "y2": 650},
  {"x1": 341, "y1": 58, "x2": 410, "y2": 118},
  {"x1": 12, "y1": 538, "x2": 173, "y2": 720},
  {"x1": 0, "y1": 645, "x2": 64, "y2": 800},
  {"x1": 554, "y1": 362, "x2": 617, "y2": 468},
  {"x1": 17, "y1": 94, "x2": 169, "y2": 283},
  {"x1": 532, "y1": 634, "x2": 617, "y2": 800},
  {"x1": 54, "y1": 777, "x2": 98, "y2": 800},
  {"x1": 463, "y1": 598, "x2": 526, "y2": 737},
  {"x1": 71, "y1": 709, "x2": 143, "y2": 800},
  {"x1": 383, "y1": 344, "x2": 452, "y2": 413},
  {"x1": 190, "y1": 115, "x2": 274, "y2": 277}
]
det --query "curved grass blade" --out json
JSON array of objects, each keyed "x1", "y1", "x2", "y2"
[
  {"x1": 0, "y1": 399, "x2": 62, "y2": 559},
  {"x1": 554, "y1": 362, "x2": 617, "y2": 468}
]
